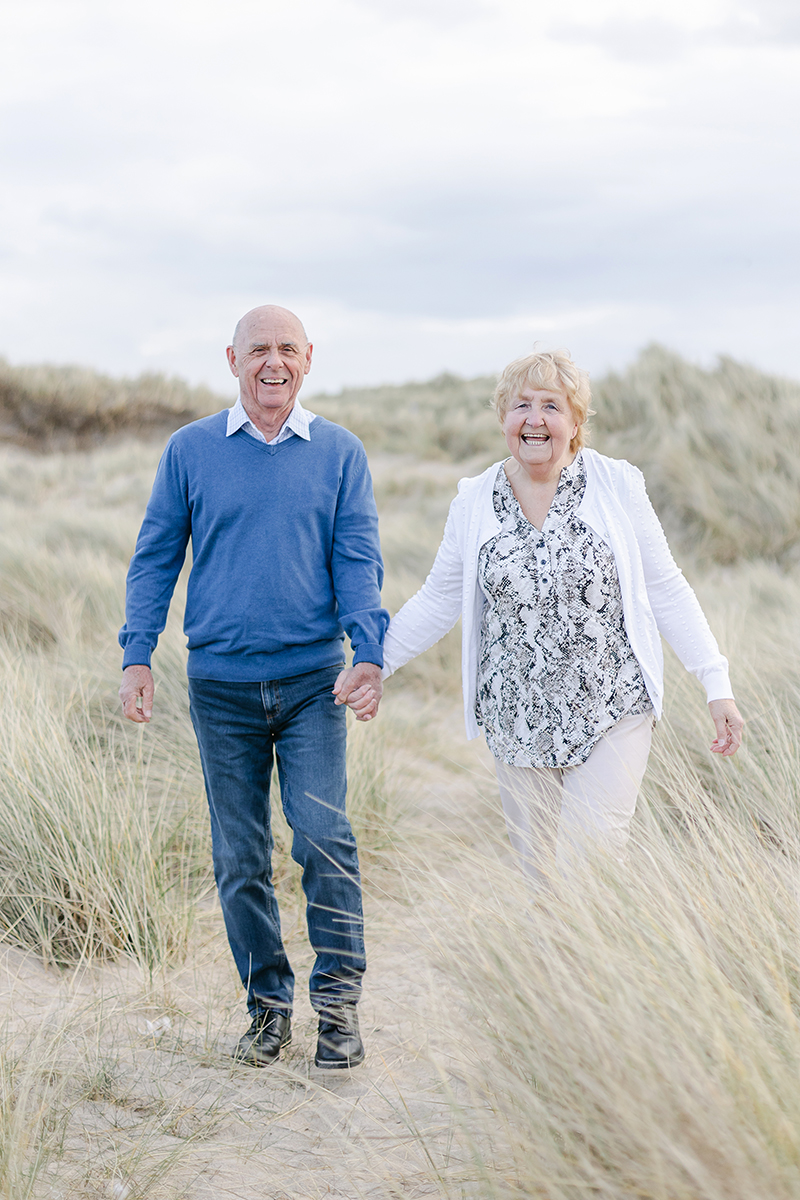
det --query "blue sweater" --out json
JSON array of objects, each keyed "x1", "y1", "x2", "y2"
[{"x1": 119, "y1": 411, "x2": 389, "y2": 681}]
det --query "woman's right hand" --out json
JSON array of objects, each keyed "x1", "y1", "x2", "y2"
[{"x1": 708, "y1": 698, "x2": 744, "y2": 757}]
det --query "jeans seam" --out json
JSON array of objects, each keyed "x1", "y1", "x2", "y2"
[{"x1": 260, "y1": 679, "x2": 281, "y2": 727}]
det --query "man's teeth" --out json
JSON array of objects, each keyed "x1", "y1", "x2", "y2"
[{"x1": 260, "y1": 378, "x2": 287, "y2": 385}]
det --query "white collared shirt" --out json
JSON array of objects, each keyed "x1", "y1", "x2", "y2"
[{"x1": 226, "y1": 395, "x2": 317, "y2": 445}]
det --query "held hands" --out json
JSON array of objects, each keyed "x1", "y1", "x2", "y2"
[
  {"x1": 708, "y1": 698, "x2": 744, "y2": 757},
  {"x1": 333, "y1": 662, "x2": 383, "y2": 722},
  {"x1": 120, "y1": 662, "x2": 383, "y2": 725},
  {"x1": 119, "y1": 664, "x2": 154, "y2": 723}
]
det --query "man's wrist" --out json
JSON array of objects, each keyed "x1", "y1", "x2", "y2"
[
  {"x1": 352, "y1": 644, "x2": 384, "y2": 669},
  {"x1": 121, "y1": 644, "x2": 154, "y2": 670}
]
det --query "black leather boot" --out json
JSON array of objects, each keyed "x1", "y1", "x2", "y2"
[
  {"x1": 234, "y1": 1008, "x2": 292, "y2": 1067},
  {"x1": 314, "y1": 1003, "x2": 364, "y2": 1069}
]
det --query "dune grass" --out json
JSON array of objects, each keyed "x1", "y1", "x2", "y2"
[
  {"x1": 0, "y1": 646, "x2": 211, "y2": 970},
  {"x1": 0, "y1": 349, "x2": 799, "y2": 1194},
  {"x1": 426, "y1": 751, "x2": 800, "y2": 1198},
  {"x1": 0, "y1": 359, "x2": 221, "y2": 452},
  {"x1": 405, "y1": 577, "x2": 800, "y2": 1200}
]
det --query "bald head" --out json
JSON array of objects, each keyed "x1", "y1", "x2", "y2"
[
  {"x1": 226, "y1": 304, "x2": 314, "y2": 437},
  {"x1": 232, "y1": 305, "x2": 309, "y2": 353}
]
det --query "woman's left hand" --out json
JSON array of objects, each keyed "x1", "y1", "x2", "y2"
[{"x1": 708, "y1": 698, "x2": 744, "y2": 757}]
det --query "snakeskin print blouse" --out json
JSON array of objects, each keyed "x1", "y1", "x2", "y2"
[{"x1": 475, "y1": 454, "x2": 653, "y2": 768}]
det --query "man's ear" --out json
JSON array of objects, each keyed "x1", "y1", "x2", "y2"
[
  {"x1": 226, "y1": 345, "x2": 240, "y2": 378},
  {"x1": 304, "y1": 342, "x2": 313, "y2": 375}
]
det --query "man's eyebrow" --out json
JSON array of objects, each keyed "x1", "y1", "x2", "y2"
[{"x1": 248, "y1": 340, "x2": 300, "y2": 351}]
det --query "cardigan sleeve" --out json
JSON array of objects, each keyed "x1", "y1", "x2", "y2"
[
  {"x1": 623, "y1": 466, "x2": 733, "y2": 701},
  {"x1": 382, "y1": 488, "x2": 466, "y2": 678}
]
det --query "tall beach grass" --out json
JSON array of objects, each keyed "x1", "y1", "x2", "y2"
[
  {"x1": 0, "y1": 347, "x2": 798, "y2": 1194},
  {"x1": 407, "y1": 569, "x2": 800, "y2": 1199}
]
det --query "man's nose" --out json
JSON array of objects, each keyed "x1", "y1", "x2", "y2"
[{"x1": 263, "y1": 346, "x2": 283, "y2": 366}]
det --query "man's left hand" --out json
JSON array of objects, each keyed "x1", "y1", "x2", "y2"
[{"x1": 333, "y1": 663, "x2": 383, "y2": 722}]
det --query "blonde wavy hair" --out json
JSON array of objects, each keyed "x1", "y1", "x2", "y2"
[{"x1": 492, "y1": 349, "x2": 594, "y2": 453}]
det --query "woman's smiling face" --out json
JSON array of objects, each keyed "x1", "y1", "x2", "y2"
[{"x1": 502, "y1": 386, "x2": 578, "y2": 477}]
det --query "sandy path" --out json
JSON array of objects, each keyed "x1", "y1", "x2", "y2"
[{"x1": 0, "y1": 709, "x2": 504, "y2": 1200}]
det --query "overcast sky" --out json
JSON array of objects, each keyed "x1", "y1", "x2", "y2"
[{"x1": 1, "y1": 0, "x2": 798, "y2": 395}]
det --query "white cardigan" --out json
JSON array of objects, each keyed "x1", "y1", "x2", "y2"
[{"x1": 382, "y1": 449, "x2": 733, "y2": 739}]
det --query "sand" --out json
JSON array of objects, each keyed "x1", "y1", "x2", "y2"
[{"x1": 0, "y1": 717, "x2": 503, "y2": 1200}]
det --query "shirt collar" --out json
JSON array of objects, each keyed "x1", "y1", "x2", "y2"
[
  {"x1": 560, "y1": 449, "x2": 583, "y2": 484},
  {"x1": 226, "y1": 395, "x2": 314, "y2": 441}
]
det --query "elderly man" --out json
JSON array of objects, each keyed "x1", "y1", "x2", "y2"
[{"x1": 119, "y1": 305, "x2": 387, "y2": 1069}]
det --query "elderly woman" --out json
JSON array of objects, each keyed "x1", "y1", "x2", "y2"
[{"x1": 382, "y1": 350, "x2": 743, "y2": 885}]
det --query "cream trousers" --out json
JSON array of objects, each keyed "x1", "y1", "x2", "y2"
[{"x1": 494, "y1": 713, "x2": 654, "y2": 889}]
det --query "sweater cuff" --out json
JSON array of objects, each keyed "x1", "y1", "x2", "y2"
[
  {"x1": 353, "y1": 642, "x2": 384, "y2": 669},
  {"x1": 122, "y1": 642, "x2": 154, "y2": 670}
]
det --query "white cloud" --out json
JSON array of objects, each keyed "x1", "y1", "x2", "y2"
[
  {"x1": 418, "y1": 307, "x2": 622, "y2": 338},
  {"x1": 0, "y1": 0, "x2": 798, "y2": 390}
]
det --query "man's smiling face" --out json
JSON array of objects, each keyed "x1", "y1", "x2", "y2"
[{"x1": 226, "y1": 305, "x2": 313, "y2": 430}]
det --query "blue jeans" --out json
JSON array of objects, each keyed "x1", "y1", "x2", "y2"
[{"x1": 188, "y1": 666, "x2": 366, "y2": 1015}]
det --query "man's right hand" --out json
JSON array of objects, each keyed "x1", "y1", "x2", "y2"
[{"x1": 119, "y1": 664, "x2": 154, "y2": 723}]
